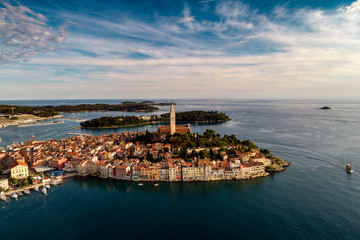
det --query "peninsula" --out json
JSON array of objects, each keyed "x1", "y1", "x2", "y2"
[{"x1": 0, "y1": 129, "x2": 289, "y2": 194}]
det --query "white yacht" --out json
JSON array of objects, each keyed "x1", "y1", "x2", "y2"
[
  {"x1": 34, "y1": 186, "x2": 39, "y2": 191},
  {"x1": 138, "y1": 183, "x2": 143, "y2": 186},
  {"x1": 41, "y1": 186, "x2": 47, "y2": 195},
  {"x1": 154, "y1": 184, "x2": 159, "y2": 186},
  {"x1": 50, "y1": 179, "x2": 63, "y2": 185},
  {"x1": 0, "y1": 195, "x2": 6, "y2": 201},
  {"x1": 45, "y1": 184, "x2": 51, "y2": 189},
  {"x1": 10, "y1": 192, "x2": 18, "y2": 200}
]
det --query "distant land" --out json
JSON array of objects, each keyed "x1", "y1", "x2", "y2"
[
  {"x1": 80, "y1": 111, "x2": 231, "y2": 129},
  {"x1": 0, "y1": 101, "x2": 172, "y2": 118},
  {"x1": 320, "y1": 106, "x2": 332, "y2": 110}
]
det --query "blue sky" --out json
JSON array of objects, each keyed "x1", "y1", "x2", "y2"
[{"x1": 1, "y1": 0, "x2": 359, "y2": 100}]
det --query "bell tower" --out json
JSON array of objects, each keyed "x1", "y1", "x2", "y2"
[{"x1": 170, "y1": 102, "x2": 176, "y2": 135}]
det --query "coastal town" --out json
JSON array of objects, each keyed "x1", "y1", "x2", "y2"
[{"x1": 0, "y1": 103, "x2": 289, "y2": 199}]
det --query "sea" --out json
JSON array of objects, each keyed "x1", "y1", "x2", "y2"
[{"x1": 0, "y1": 99, "x2": 360, "y2": 240}]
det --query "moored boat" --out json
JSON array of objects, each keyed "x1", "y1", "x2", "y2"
[
  {"x1": 154, "y1": 183, "x2": 159, "y2": 186},
  {"x1": 41, "y1": 186, "x2": 47, "y2": 195},
  {"x1": 10, "y1": 192, "x2": 18, "y2": 199},
  {"x1": 0, "y1": 195, "x2": 6, "y2": 201},
  {"x1": 138, "y1": 183, "x2": 143, "y2": 186},
  {"x1": 23, "y1": 189, "x2": 30, "y2": 195},
  {"x1": 346, "y1": 164, "x2": 353, "y2": 173},
  {"x1": 45, "y1": 184, "x2": 51, "y2": 189},
  {"x1": 34, "y1": 186, "x2": 39, "y2": 191}
]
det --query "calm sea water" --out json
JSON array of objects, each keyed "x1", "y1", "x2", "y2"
[{"x1": 1, "y1": 99, "x2": 360, "y2": 240}]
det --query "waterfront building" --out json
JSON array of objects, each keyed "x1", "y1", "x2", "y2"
[
  {"x1": 169, "y1": 164, "x2": 182, "y2": 182},
  {"x1": 240, "y1": 162, "x2": 266, "y2": 178},
  {"x1": 158, "y1": 166, "x2": 169, "y2": 182},
  {"x1": 115, "y1": 165, "x2": 131, "y2": 180},
  {"x1": 10, "y1": 162, "x2": 29, "y2": 179},
  {"x1": 75, "y1": 161, "x2": 88, "y2": 175},
  {"x1": 210, "y1": 167, "x2": 224, "y2": 180},
  {"x1": 131, "y1": 166, "x2": 141, "y2": 181},
  {"x1": 97, "y1": 162, "x2": 111, "y2": 178}
]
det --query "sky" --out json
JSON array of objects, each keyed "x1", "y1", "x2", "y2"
[{"x1": 1, "y1": 0, "x2": 360, "y2": 100}]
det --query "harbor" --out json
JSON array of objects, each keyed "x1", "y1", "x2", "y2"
[{"x1": 0, "y1": 179, "x2": 63, "y2": 201}]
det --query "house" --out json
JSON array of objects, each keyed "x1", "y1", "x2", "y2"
[
  {"x1": 10, "y1": 162, "x2": 29, "y2": 179},
  {"x1": 0, "y1": 177, "x2": 8, "y2": 190}
]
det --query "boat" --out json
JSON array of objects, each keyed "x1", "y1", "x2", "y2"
[
  {"x1": 31, "y1": 135, "x2": 35, "y2": 138},
  {"x1": 45, "y1": 184, "x2": 51, "y2": 189},
  {"x1": 34, "y1": 186, "x2": 39, "y2": 191},
  {"x1": 10, "y1": 192, "x2": 18, "y2": 200},
  {"x1": 0, "y1": 195, "x2": 6, "y2": 201},
  {"x1": 346, "y1": 164, "x2": 353, "y2": 173},
  {"x1": 50, "y1": 179, "x2": 63, "y2": 185},
  {"x1": 154, "y1": 183, "x2": 159, "y2": 186},
  {"x1": 17, "y1": 192, "x2": 23, "y2": 196},
  {"x1": 23, "y1": 189, "x2": 30, "y2": 195},
  {"x1": 41, "y1": 186, "x2": 47, "y2": 195},
  {"x1": 138, "y1": 183, "x2": 143, "y2": 186}
]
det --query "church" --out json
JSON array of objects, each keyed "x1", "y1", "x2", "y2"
[{"x1": 157, "y1": 102, "x2": 191, "y2": 136}]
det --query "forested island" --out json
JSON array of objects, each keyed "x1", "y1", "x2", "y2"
[
  {"x1": 0, "y1": 101, "x2": 167, "y2": 117},
  {"x1": 80, "y1": 111, "x2": 231, "y2": 129}
]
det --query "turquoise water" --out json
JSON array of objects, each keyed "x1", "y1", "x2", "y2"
[{"x1": 1, "y1": 99, "x2": 360, "y2": 239}]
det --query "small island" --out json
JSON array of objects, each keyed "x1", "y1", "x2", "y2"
[
  {"x1": 320, "y1": 106, "x2": 331, "y2": 110},
  {"x1": 80, "y1": 110, "x2": 231, "y2": 129}
]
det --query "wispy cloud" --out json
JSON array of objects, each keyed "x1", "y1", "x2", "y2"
[{"x1": 0, "y1": 2, "x2": 67, "y2": 64}]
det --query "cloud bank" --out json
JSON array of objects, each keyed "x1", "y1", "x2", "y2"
[{"x1": 0, "y1": 2, "x2": 67, "y2": 64}]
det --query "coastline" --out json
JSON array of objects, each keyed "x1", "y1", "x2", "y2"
[{"x1": 0, "y1": 114, "x2": 63, "y2": 128}]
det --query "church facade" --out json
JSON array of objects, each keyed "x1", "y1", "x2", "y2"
[{"x1": 158, "y1": 102, "x2": 191, "y2": 136}]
